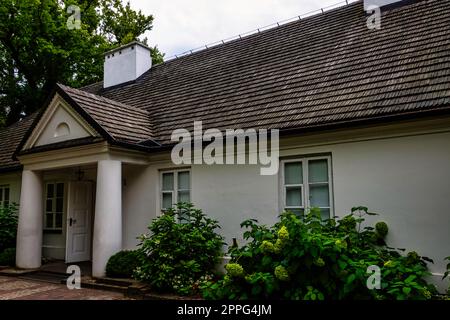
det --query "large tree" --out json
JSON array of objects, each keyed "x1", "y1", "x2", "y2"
[{"x1": 0, "y1": 0, "x2": 164, "y2": 126}]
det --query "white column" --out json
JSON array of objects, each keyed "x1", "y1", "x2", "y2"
[
  {"x1": 92, "y1": 160, "x2": 122, "y2": 277},
  {"x1": 16, "y1": 170, "x2": 43, "y2": 269}
]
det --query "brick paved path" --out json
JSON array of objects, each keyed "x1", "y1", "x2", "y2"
[{"x1": 0, "y1": 276, "x2": 127, "y2": 300}]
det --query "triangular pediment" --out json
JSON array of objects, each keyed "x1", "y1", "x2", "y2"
[{"x1": 22, "y1": 94, "x2": 100, "y2": 150}]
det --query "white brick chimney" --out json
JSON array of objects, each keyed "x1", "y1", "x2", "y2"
[
  {"x1": 103, "y1": 41, "x2": 152, "y2": 89},
  {"x1": 364, "y1": 0, "x2": 403, "y2": 10}
]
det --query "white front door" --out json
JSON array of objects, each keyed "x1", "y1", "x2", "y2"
[{"x1": 66, "y1": 181, "x2": 93, "y2": 263}]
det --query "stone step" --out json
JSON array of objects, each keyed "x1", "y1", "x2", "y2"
[
  {"x1": 93, "y1": 277, "x2": 135, "y2": 287},
  {"x1": 80, "y1": 279, "x2": 129, "y2": 294},
  {"x1": 0, "y1": 268, "x2": 39, "y2": 276},
  {"x1": 19, "y1": 271, "x2": 68, "y2": 284}
]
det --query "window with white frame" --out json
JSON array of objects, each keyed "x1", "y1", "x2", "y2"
[
  {"x1": 282, "y1": 156, "x2": 333, "y2": 219},
  {"x1": 44, "y1": 182, "x2": 65, "y2": 232},
  {"x1": 161, "y1": 170, "x2": 191, "y2": 211},
  {"x1": 0, "y1": 185, "x2": 10, "y2": 208}
]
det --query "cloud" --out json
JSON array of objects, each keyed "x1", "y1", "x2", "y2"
[{"x1": 126, "y1": 0, "x2": 344, "y2": 58}]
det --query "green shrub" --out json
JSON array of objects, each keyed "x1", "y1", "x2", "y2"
[
  {"x1": 0, "y1": 204, "x2": 18, "y2": 253},
  {"x1": 0, "y1": 248, "x2": 15, "y2": 266},
  {"x1": 105, "y1": 250, "x2": 142, "y2": 278},
  {"x1": 134, "y1": 203, "x2": 224, "y2": 295},
  {"x1": 201, "y1": 207, "x2": 437, "y2": 300}
]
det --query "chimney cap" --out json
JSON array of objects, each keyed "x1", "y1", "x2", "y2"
[{"x1": 104, "y1": 41, "x2": 152, "y2": 56}]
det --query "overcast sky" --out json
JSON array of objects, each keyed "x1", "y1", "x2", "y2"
[{"x1": 126, "y1": 0, "x2": 349, "y2": 59}]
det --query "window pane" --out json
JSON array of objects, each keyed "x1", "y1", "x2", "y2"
[
  {"x1": 162, "y1": 192, "x2": 173, "y2": 209},
  {"x1": 286, "y1": 187, "x2": 302, "y2": 207},
  {"x1": 309, "y1": 185, "x2": 330, "y2": 207},
  {"x1": 46, "y1": 213, "x2": 54, "y2": 229},
  {"x1": 285, "y1": 208, "x2": 304, "y2": 217},
  {"x1": 319, "y1": 208, "x2": 330, "y2": 220},
  {"x1": 55, "y1": 213, "x2": 63, "y2": 228},
  {"x1": 46, "y1": 199, "x2": 53, "y2": 212},
  {"x1": 162, "y1": 173, "x2": 174, "y2": 191},
  {"x1": 309, "y1": 159, "x2": 328, "y2": 183},
  {"x1": 178, "y1": 171, "x2": 190, "y2": 190},
  {"x1": 178, "y1": 191, "x2": 190, "y2": 203},
  {"x1": 56, "y1": 198, "x2": 64, "y2": 213},
  {"x1": 47, "y1": 184, "x2": 54, "y2": 198},
  {"x1": 4, "y1": 188, "x2": 9, "y2": 201},
  {"x1": 56, "y1": 183, "x2": 64, "y2": 198},
  {"x1": 284, "y1": 162, "x2": 302, "y2": 185}
]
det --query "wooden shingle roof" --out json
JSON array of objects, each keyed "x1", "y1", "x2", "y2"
[
  {"x1": 1, "y1": 0, "x2": 449, "y2": 170},
  {"x1": 83, "y1": 0, "x2": 450, "y2": 143},
  {"x1": 0, "y1": 113, "x2": 37, "y2": 172},
  {"x1": 59, "y1": 85, "x2": 154, "y2": 144}
]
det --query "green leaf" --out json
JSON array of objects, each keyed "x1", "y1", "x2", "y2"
[
  {"x1": 338, "y1": 260, "x2": 348, "y2": 270},
  {"x1": 347, "y1": 274, "x2": 356, "y2": 284},
  {"x1": 405, "y1": 275, "x2": 417, "y2": 284}
]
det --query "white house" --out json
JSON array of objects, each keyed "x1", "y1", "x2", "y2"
[{"x1": 0, "y1": 0, "x2": 449, "y2": 290}]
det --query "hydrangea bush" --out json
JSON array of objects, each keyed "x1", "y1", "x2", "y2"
[{"x1": 201, "y1": 207, "x2": 437, "y2": 300}]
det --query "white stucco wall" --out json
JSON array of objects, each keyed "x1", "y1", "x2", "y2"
[
  {"x1": 331, "y1": 133, "x2": 450, "y2": 276},
  {"x1": 122, "y1": 164, "x2": 159, "y2": 249},
  {"x1": 191, "y1": 164, "x2": 279, "y2": 247},
  {"x1": 134, "y1": 120, "x2": 450, "y2": 290}
]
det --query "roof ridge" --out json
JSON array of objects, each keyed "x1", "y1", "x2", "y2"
[
  {"x1": 79, "y1": 80, "x2": 103, "y2": 91},
  {"x1": 0, "y1": 111, "x2": 38, "y2": 132},
  {"x1": 162, "y1": 0, "x2": 360, "y2": 63}
]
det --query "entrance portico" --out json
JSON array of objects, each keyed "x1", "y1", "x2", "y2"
[
  {"x1": 15, "y1": 141, "x2": 149, "y2": 277},
  {"x1": 12, "y1": 88, "x2": 153, "y2": 277},
  {"x1": 15, "y1": 159, "x2": 122, "y2": 277}
]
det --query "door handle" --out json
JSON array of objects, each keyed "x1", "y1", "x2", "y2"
[{"x1": 69, "y1": 218, "x2": 77, "y2": 226}]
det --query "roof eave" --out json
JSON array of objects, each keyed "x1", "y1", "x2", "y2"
[{"x1": 278, "y1": 106, "x2": 450, "y2": 138}]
